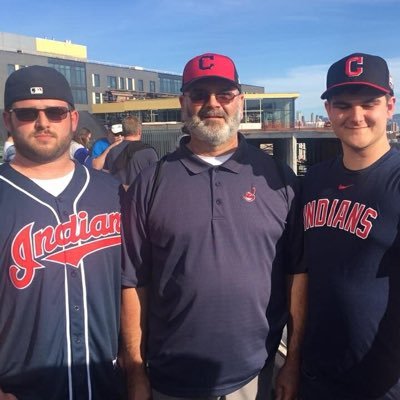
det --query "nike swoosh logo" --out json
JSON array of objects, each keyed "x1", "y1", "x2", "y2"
[{"x1": 338, "y1": 184, "x2": 354, "y2": 190}]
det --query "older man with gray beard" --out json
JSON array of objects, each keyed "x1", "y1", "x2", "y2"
[{"x1": 120, "y1": 53, "x2": 307, "y2": 400}]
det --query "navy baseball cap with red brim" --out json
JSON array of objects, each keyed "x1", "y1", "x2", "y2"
[{"x1": 321, "y1": 53, "x2": 394, "y2": 99}]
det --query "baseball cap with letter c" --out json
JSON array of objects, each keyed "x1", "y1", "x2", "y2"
[
  {"x1": 321, "y1": 52, "x2": 394, "y2": 99},
  {"x1": 181, "y1": 53, "x2": 241, "y2": 92}
]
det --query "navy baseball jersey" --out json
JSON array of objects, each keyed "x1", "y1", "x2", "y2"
[
  {"x1": 302, "y1": 148, "x2": 400, "y2": 399},
  {"x1": 0, "y1": 162, "x2": 123, "y2": 400},
  {"x1": 122, "y1": 134, "x2": 305, "y2": 397}
]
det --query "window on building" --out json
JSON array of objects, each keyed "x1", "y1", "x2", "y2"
[
  {"x1": 107, "y1": 76, "x2": 117, "y2": 89},
  {"x1": 137, "y1": 79, "x2": 144, "y2": 92},
  {"x1": 48, "y1": 58, "x2": 87, "y2": 104},
  {"x1": 149, "y1": 80, "x2": 156, "y2": 93},
  {"x1": 244, "y1": 99, "x2": 261, "y2": 123},
  {"x1": 261, "y1": 98, "x2": 294, "y2": 129},
  {"x1": 119, "y1": 77, "x2": 125, "y2": 90},
  {"x1": 7, "y1": 64, "x2": 16, "y2": 76},
  {"x1": 160, "y1": 75, "x2": 181, "y2": 94},
  {"x1": 92, "y1": 73, "x2": 100, "y2": 87},
  {"x1": 93, "y1": 92, "x2": 102, "y2": 104},
  {"x1": 72, "y1": 89, "x2": 88, "y2": 105},
  {"x1": 127, "y1": 78, "x2": 134, "y2": 91}
]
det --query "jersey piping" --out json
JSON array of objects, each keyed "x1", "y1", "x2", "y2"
[{"x1": 0, "y1": 166, "x2": 94, "y2": 400}]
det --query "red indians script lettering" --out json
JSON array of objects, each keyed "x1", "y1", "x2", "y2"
[
  {"x1": 9, "y1": 211, "x2": 121, "y2": 289},
  {"x1": 303, "y1": 199, "x2": 378, "y2": 239}
]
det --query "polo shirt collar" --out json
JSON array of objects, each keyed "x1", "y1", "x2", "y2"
[{"x1": 177, "y1": 133, "x2": 248, "y2": 175}]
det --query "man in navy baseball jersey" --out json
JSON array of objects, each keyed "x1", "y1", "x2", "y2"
[
  {"x1": 301, "y1": 53, "x2": 399, "y2": 399},
  {"x1": 121, "y1": 53, "x2": 307, "y2": 400},
  {"x1": 0, "y1": 66, "x2": 123, "y2": 399}
]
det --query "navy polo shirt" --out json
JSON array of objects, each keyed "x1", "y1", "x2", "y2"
[{"x1": 122, "y1": 134, "x2": 304, "y2": 397}]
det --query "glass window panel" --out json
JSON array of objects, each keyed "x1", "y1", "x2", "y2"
[{"x1": 127, "y1": 78, "x2": 133, "y2": 90}]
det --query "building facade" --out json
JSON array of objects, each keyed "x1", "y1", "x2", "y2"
[
  {"x1": 0, "y1": 32, "x2": 264, "y2": 109},
  {"x1": 0, "y1": 32, "x2": 298, "y2": 132}
]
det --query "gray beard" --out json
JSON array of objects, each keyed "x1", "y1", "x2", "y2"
[{"x1": 184, "y1": 110, "x2": 241, "y2": 147}]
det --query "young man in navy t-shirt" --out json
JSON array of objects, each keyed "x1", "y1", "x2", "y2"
[{"x1": 301, "y1": 53, "x2": 399, "y2": 399}]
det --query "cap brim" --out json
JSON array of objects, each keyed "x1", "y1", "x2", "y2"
[
  {"x1": 321, "y1": 82, "x2": 392, "y2": 99},
  {"x1": 181, "y1": 76, "x2": 241, "y2": 92}
]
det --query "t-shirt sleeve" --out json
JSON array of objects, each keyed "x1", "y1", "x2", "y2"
[
  {"x1": 74, "y1": 148, "x2": 90, "y2": 164},
  {"x1": 91, "y1": 140, "x2": 107, "y2": 158},
  {"x1": 281, "y1": 165, "x2": 306, "y2": 275}
]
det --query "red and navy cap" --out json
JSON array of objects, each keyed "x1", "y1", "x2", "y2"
[
  {"x1": 321, "y1": 53, "x2": 394, "y2": 99},
  {"x1": 181, "y1": 53, "x2": 241, "y2": 92}
]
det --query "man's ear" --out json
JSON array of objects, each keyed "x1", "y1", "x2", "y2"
[
  {"x1": 324, "y1": 100, "x2": 331, "y2": 118},
  {"x1": 387, "y1": 96, "x2": 396, "y2": 119},
  {"x1": 3, "y1": 111, "x2": 12, "y2": 133}
]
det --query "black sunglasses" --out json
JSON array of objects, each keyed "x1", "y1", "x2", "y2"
[
  {"x1": 186, "y1": 91, "x2": 240, "y2": 104},
  {"x1": 8, "y1": 107, "x2": 71, "y2": 122}
]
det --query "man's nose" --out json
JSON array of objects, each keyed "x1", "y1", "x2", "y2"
[{"x1": 204, "y1": 93, "x2": 222, "y2": 107}]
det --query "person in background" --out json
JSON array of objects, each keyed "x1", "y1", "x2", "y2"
[
  {"x1": 121, "y1": 53, "x2": 306, "y2": 400},
  {"x1": 104, "y1": 116, "x2": 158, "y2": 190},
  {"x1": 0, "y1": 65, "x2": 124, "y2": 399},
  {"x1": 300, "y1": 53, "x2": 399, "y2": 399},
  {"x1": 3, "y1": 132, "x2": 14, "y2": 154},
  {"x1": 3, "y1": 132, "x2": 15, "y2": 162},
  {"x1": 69, "y1": 126, "x2": 92, "y2": 164},
  {"x1": 91, "y1": 125, "x2": 123, "y2": 170}
]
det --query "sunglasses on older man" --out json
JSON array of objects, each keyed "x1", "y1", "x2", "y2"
[
  {"x1": 186, "y1": 90, "x2": 241, "y2": 105},
  {"x1": 8, "y1": 107, "x2": 71, "y2": 122}
]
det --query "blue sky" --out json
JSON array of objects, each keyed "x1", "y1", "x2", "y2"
[{"x1": 2, "y1": 0, "x2": 400, "y2": 116}]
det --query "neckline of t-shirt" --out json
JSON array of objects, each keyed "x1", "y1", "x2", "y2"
[{"x1": 339, "y1": 147, "x2": 395, "y2": 175}]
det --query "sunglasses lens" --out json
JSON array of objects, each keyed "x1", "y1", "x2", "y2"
[
  {"x1": 216, "y1": 93, "x2": 236, "y2": 103},
  {"x1": 188, "y1": 92, "x2": 237, "y2": 104},
  {"x1": 45, "y1": 107, "x2": 69, "y2": 121},
  {"x1": 12, "y1": 107, "x2": 70, "y2": 122},
  {"x1": 14, "y1": 109, "x2": 38, "y2": 121},
  {"x1": 189, "y1": 92, "x2": 207, "y2": 103}
]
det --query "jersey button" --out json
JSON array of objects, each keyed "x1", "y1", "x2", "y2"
[
  {"x1": 71, "y1": 271, "x2": 77, "y2": 278},
  {"x1": 74, "y1": 305, "x2": 80, "y2": 311},
  {"x1": 216, "y1": 199, "x2": 222, "y2": 205},
  {"x1": 75, "y1": 336, "x2": 81, "y2": 344},
  {"x1": 215, "y1": 181, "x2": 221, "y2": 187}
]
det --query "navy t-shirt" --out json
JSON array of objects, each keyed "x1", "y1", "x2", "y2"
[
  {"x1": 302, "y1": 148, "x2": 400, "y2": 399},
  {"x1": 105, "y1": 140, "x2": 158, "y2": 186},
  {"x1": 122, "y1": 134, "x2": 305, "y2": 397}
]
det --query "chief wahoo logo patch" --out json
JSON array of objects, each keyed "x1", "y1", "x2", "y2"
[{"x1": 243, "y1": 186, "x2": 256, "y2": 202}]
